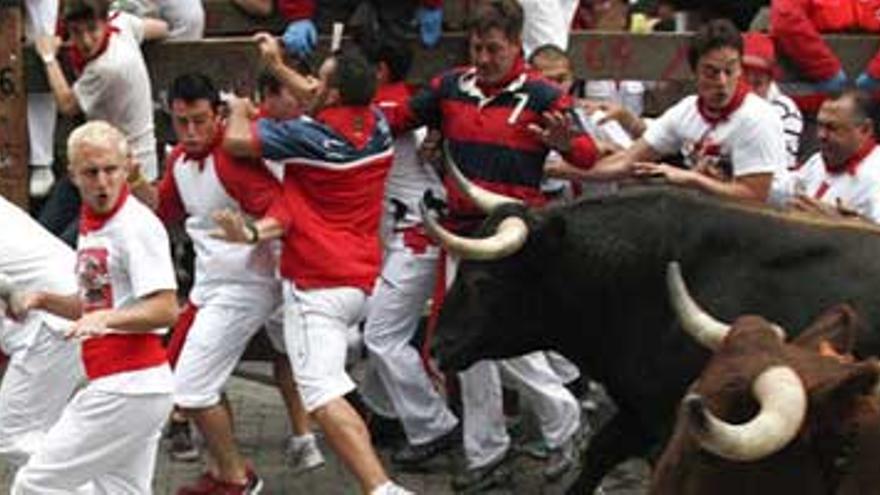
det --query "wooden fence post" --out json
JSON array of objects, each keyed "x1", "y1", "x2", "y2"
[{"x1": 0, "y1": 0, "x2": 28, "y2": 208}]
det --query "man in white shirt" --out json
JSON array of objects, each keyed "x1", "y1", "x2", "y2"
[
  {"x1": 35, "y1": 0, "x2": 168, "y2": 180},
  {"x1": 788, "y1": 90, "x2": 880, "y2": 222},
  {"x1": 11, "y1": 121, "x2": 178, "y2": 494},
  {"x1": 0, "y1": 198, "x2": 84, "y2": 467},
  {"x1": 742, "y1": 32, "x2": 803, "y2": 167},
  {"x1": 585, "y1": 19, "x2": 789, "y2": 204}
]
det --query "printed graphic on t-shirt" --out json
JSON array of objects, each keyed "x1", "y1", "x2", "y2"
[
  {"x1": 683, "y1": 135, "x2": 733, "y2": 180},
  {"x1": 77, "y1": 247, "x2": 114, "y2": 311}
]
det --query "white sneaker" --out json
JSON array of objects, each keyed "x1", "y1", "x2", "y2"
[
  {"x1": 370, "y1": 481, "x2": 414, "y2": 495},
  {"x1": 285, "y1": 434, "x2": 325, "y2": 474},
  {"x1": 29, "y1": 166, "x2": 54, "y2": 198}
]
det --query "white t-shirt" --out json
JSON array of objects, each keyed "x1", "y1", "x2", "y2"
[
  {"x1": 77, "y1": 196, "x2": 176, "y2": 394},
  {"x1": 0, "y1": 196, "x2": 76, "y2": 354},
  {"x1": 767, "y1": 82, "x2": 803, "y2": 167},
  {"x1": 644, "y1": 92, "x2": 788, "y2": 203},
  {"x1": 789, "y1": 146, "x2": 880, "y2": 223},
  {"x1": 73, "y1": 12, "x2": 159, "y2": 179},
  {"x1": 166, "y1": 151, "x2": 280, "y2": 307}
]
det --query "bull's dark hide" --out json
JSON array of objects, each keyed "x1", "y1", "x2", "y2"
[{"x1": 433, "y1": 184, "x2": 880, "y2": 493}]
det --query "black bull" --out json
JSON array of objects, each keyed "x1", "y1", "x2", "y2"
[{"x1": 430, "y1": 184, "x2": 880, "y2": 493}]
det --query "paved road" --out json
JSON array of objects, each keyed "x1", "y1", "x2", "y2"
[{"x1": 0, "y1": 373, "x2": 649, "y2": 494}]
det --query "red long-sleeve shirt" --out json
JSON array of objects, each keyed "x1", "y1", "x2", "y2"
[{"x1": 771, "y1": 0, "x2": 880, "y2": 80}]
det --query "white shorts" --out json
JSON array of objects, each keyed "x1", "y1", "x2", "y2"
[
  {"x1": 12, "y1": 387, "x2": 173, "y2": 494},
  {"x1": 283, "y1": 282, "x2": 367, "y2": 412},
  {"x1": 174, "y1": 292, "x2": 279, "y2": 408}
]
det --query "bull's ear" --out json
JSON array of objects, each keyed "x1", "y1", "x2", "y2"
[
  {"x1": 810, "y1": 359, "x2": 880, "y2": 408},
  {"x1": 793, "y1": 304, "x2": 861, "y2": 355}
]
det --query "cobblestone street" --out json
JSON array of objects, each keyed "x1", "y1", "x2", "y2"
[{"x1": 0, "y1": 371, "x2": 649, "y2": 494}]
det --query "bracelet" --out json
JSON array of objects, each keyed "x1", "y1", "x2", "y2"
[
  {"x1": 244, "y1": 220, "x2": 260, "y2": 244},
  {"x1": 41, "y1": 53, "x2": 56, "y2": 65}
]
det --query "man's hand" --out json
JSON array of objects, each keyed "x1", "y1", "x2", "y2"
[
  {"x1": 210, "y1": 209, "x2": 252, "y2": 243},
  {"x1": 528, "y1": 111, "x2": 575, "y2": 153},
  {"x1": 281, "y1": 19, "x2": 317, "y2": 58},
  {"x1": 790, "y1": 194, "x2": 852, "y2": 218},
  {"x1": 226, "y1": 94, "x2": 258, "y2": 119},
  {"x1": 65, "y1": 310, "x2": 111, "y2": 340},
  {"x1": 582, "y1": 100, "x2": 645, "y2": 138},
  {"x1": 254, "y1": 32, "x2": 286, "y2": 70},
  {"x1": 0, "y1": 274, "x2": 31, "y2": 321}
]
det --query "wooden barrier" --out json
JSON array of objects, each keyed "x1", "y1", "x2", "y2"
[
  {"x1": 24, "y1": 31, "x2": 880, "y2": 98},
  {"x1": 201, "y1": 0, "x2": 472, "y2": 36},
  {"x1": 0, "y1": 0, "x2": 27, "y2": 208}
]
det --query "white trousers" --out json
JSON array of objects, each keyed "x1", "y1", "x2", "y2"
[
  {"x1": 364, "y1": 244, "x2": 459, "y2": 445},
  {"x1": 460, "y1": 353, "x2": 581, "y2": 468},
  {"x1": 284, "y1": 282, "x2": 366, "y2": 412},
  {"x1": 12, "y1": 388, "x2": 173, "y2": 494},
  {"x1": 445, "y1": 255, "x2": 580, "y2": 468},
  {"x1": 174, "y1": 287, "x2": 281, "y2": 408},
  {"x1": 156, "y1": 0, "x2": 204, "y2": 40},
  {"x1": 24, "y1": 0, "x2": 59, "y2": 169},
  {"x1": 0, "y1": 323, "x2": 83, "y2": 466}
]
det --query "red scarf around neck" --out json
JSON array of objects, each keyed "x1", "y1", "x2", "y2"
[
  {"x1": 67, "y1": 16, "x2": 119, "y2": 75},
  {"x1": 826, "y1": 138, "x2": 877, "y2": 175},
  {"x1": 697, "y1": 80, "x2": 750, "y2": 125},
  {"x1": 79, "y1": 185, "x2": 129, "y2": 235}
]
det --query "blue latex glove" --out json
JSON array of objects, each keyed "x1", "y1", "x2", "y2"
[
  {"x1": 417, "y1": 7, "x2": 443, "y2": 48},
  {"x1": 282, "y1": 19, "x2": 317, "y2": 57},
  {"x1": 808, "y1": 69, "x2": 848, "y2": 93},
  {"x1": 856, "y1": 72, "x2": 880, "y2": 92}
]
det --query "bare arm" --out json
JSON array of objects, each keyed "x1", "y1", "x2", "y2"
[
  {"x1": 634, "y1": 163, "x2": 773, "y2": 203},
  {"x1": 224, "y1": 96, "x2": 260, "y2": 158},
  {"x1": 127, "y1": 163, "x2": 159, "y2": 210},
  {"x1": 35, "y1": 36, "x2": 81, "y2": 117},
  {"x1": 210, "y1": 209, "x2": 284, "y2": 243},
  {"x1": 253, "y1": 32, "x2": 319, "y2": 104},
  {"x1": 21, "y1": 291, "x2": 82, "y2": 320},
  {"x1": 573, "y1": 138, "x2": 659, "y2": 181},
  {"x1": 65, "y1": 289, "x2": 179, "y2": 340},
  {"x1": 142, "y1": 18, "x2": 170, "y2": 41}
]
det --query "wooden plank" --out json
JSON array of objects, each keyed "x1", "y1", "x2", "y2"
[
  {"x1": 0, "y1": 5, "x2": 28, "y2": 208},
  {"x1": 201, "y1": 0, "x2": 471, "y2": 36},
  {"x1": 25, "y1": 31, "x2": 880, "y2": 97},
  {"x1": 203, "y1": 0, "x2": 285, "y2": 36}
]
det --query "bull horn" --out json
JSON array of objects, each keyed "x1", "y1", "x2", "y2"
[
  {"x1": 667, "y1": 261, "x2": 731, "y2": 350},
  {"x1": 419, "y1": 201, "x2": 528, "y2": 260},
  {"x1": 443, "y1": 141, "x2": 523, "y2": 213},
  {"x1": 685, "y1": 365, "x2": 807, "y2": 462}
]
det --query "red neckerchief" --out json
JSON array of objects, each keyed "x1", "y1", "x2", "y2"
[
  {"x1": 374, "y1": 81, "x2": 414, "y2": 107},
  {"x1": 182, "y1": 124, "x2": 224, "y2": 168},
  {"x1": 79, "y1": 185, "x2": 130, "y2": 235},
  {"x1": 316, "y1": 106, "x2": 376, "y2": 150},
  {"x1": 67, "y1": 15, "x2": 120, "y2": 75},
  {"x1": 697, "y1": 79, "x2": 750, "y2": 125},
  {"x1": 826, "y1": 139, "x2": 877, "y2": 175},
  {"x1": 476, "y1": 55, "x2": 526, "y2": 97}
]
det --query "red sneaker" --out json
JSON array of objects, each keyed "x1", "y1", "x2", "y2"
[{"x1": 176, "y1": 470, "x2": 263, "y2": 495}]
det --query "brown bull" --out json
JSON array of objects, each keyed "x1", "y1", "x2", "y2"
[{"x1": 651, "y1": 262, "x2": 880, "y2": 495}]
